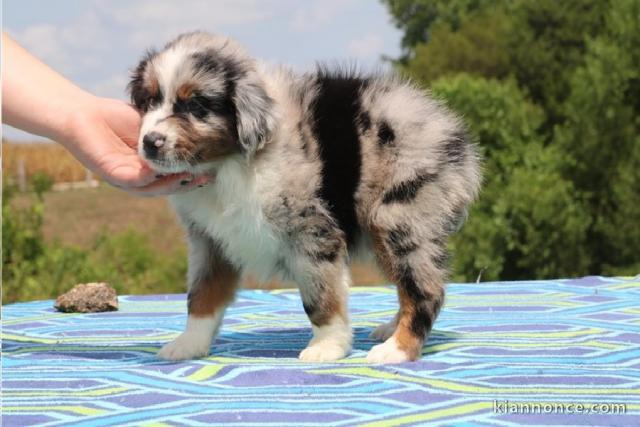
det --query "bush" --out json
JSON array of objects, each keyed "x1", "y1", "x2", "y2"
[
  {"x1": 30, "y1": 171, "x2": 54, "y2": 195},
  {"x1": 2, "y1": 181, "x2": 187, "y2": 304}
]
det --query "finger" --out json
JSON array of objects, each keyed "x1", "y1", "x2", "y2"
[
  {"x1": 99, "y1": 156, "x2": 158, "y2": 189},
  {"x1": 125, "y1": 173, "x2": 213, "y2": 197},
  {"x1": 128, "y1": 162, "x2": 161, "y2": 187}
]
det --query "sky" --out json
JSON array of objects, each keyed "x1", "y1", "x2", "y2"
[{"x1": 2, "y1": 0, "x2": 402, "y2": 141}]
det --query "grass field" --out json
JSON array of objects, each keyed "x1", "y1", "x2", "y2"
[{"x1": 33, "y1": 186, "x2": 183, "y2": 253}]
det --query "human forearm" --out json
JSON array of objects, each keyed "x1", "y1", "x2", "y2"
[{"x1": 2, "y1": 32, "x2": 94, "y2": 143}]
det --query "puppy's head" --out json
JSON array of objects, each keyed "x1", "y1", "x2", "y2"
[{"x1": 128, "y1": 31, "x2": 275, "y2": 173}]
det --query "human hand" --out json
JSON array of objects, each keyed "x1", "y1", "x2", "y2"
[
  {"x1": 2, "y1": 33, "x2": 210, "y2": 196},
  {"x1": 62, "y1": 97, "x2": 212, "y2": 196}
]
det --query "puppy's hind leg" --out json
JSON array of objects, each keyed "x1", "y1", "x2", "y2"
[
  {"x1": 158, "y1": 229, "x2": 239, "y2": 361},
  {"x1": 367, "y1": 222, "x2": 446, "y2": 363}
]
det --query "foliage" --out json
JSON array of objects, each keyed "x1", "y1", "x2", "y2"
[
  {"x1": 381, "y1": 0, "x2": 503, "y2": 57},
  {"x1": 2, "y1": 181, "x2": 187, "y2": 304},
  {"x1": 2, "y1": 180, "x2": 46, "y2": 284},
  {"x1": 505, "y1": 0, "x2": 609, "y2": 124},
  {"x1": 431, "y1": 76, "x2": 590, "y2": 280},
  {"x1": 383, "y1": 0, "x2": 640, "y2": 279},
  {"x1": 404, "y1": 8, "x2": 511, "y2": 84},
  {"x1": 554, "y1": 0, "x2": 640, "y2": 275},
  {"x1": 30, "y1": 171, "x2": 54, "y2": 195}
]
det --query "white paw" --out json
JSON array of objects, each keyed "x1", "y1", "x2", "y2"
[
  {"x1": 299, "y1": 339, "x2": 351, "y2": 362},
  {"x1": 158, "y1": 333, "x2": 211, "y2": 361},
  {"x1": 370, "y1": 320, "x2": 397, "y2": 341},
  {"x1": 366, "y1": 337, "x2": 411, "y2": 364}
]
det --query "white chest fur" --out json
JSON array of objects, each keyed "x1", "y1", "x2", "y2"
[{"x1": 170, "y1": 159, "x2": 284, "y2": 281}]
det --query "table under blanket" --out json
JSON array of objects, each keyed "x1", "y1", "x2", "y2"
[{"x1": 2, "y1": 276, "x2": 639, "y2": 426}]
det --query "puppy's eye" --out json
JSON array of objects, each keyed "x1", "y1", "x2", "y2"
[
  {"x1": 136, "y1": 91, "x2": 163, "y2": 112},
  {"x1": 149, "y1": 92, "x2": 163, "y2": 109},
  {"x1": 174, "y1": 95, "x2": 215, "y2": 119},
  {"x1": 186, "y1": 96, "x2": 210, "y2": 118}
]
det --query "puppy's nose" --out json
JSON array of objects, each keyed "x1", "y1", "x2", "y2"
[{"x1": 143, "y1": 132, "x2": 165, "y2": 158}]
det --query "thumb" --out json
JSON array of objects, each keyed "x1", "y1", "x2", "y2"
[{"x1": 104, "y1": 158, "x2": 159, "y2": 189}]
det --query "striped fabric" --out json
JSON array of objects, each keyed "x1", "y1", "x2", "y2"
[{"x1": 2, "y1": 276, "x2": 639, "y2": 426}]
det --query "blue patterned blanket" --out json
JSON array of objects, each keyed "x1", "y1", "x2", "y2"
[{"x1": 2, "y1": 276, "x2": 639, "y2": 426}]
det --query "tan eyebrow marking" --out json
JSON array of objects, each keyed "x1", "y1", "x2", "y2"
[
  {"x1": 177, "y1": 82, "x2": 198, "y2": 101},
  {"x1": 148, "y1": 73, "x2": 159, "y2": 98}
]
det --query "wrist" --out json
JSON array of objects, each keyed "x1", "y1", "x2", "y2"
[{"x1": 53, "y1": 92, "x2": 101, "y2": 148}]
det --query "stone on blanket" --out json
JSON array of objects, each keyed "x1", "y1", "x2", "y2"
[{"x1": 54, "y1": 282, "x2": 118, "y2": 313}]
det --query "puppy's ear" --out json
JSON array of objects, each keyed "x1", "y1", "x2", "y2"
[{"x1": 233, "y1": 72, "x2": 276, "y2": 156}]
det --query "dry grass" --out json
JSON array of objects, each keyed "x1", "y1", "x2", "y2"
[
  {"x1": 3, "y1": 140, "x2": 92, "y2": 183},
  {"x1": 34, "y1": 185, "x2": 182, "y2": 253},
  {"x1": 20, "y1": 185, "x2": 386, "y2": 289}
]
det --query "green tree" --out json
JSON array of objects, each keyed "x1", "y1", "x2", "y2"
[
  {"x1": 431, "y1": 75, "x2": 591, "y2": 281},
  {"x1": 554, "y1": 0, "x2": 640, "y2": 274},
  {"x1": 404, "y1": 8, "x2": 511, "y2": 83},
  {"x1": 505, "y1": 0, "x2": 609, "y2": 126},
  {"x1": 382, "y1": 0, "x2": 504, "y2": 59},
  {"x1": 383, "y1": 0, "x2": 639, "y2": 279}
]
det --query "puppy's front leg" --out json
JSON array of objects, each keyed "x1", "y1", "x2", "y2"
[
  {"x1": 158, "y1": 229, "x2": 239, "y2": 360},
  {"x1": 298, "y1": 261, "x2": 352, "y2": 362}
]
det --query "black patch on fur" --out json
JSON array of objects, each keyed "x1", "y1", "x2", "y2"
[
  {"x1": 358, "y1": 111, "x2": 371, "y2": 133},
  {"x1": 275, "y1": 257, "x2": 287, "y2": 272},
  {"x1": 302, "y1": 281, "x2": 331, "y2": 326},
  {"x1": 192, "y1": 50, "x2": 245, "y2": 84},
  {"x1": 412, "y1": 305, "x2": 433, "y2": 338},
  {"x1": 307, "y1": 223, "x2": 343, "y2": 263},
  {"x1": 311, "y1": 224, "x2": 331, "y2": 239},
  {"x1": 303, "y1": 301, "x2": 326, "y2": 327},
  {"x1": 398, "y1": 263, "x2": 433, "y2": 337},
  {"x1": 377, "y1": 121, "x2": 395, "y2": 145},
  {"x1": 281, "y1": 195, "x2": 290, "y2": 210},
  {"x1": 133, "y1": 89, "x2": 164, "y2": 113},
  {"x1": 297, "y1": 122, "x2": 313, "y2": 158},
  {"x1": 310, "y1": 70, "x2": 369, "y2": 245},
  {"x1": 387, "y1": 225, "x2": 419, "y2": 258},
  {"x1": 193, "y1": 52, "x2": 221, "y2": 74},
  {"x1": 382, "y1": 171, "x2": 438, "y2": 204},
  {"x1": 433, "y1": 250, "x2": 449, "y2": 270},
  {"x1": 310, "y1": 250, "x2": 338, "y2": 263},
  {"x1": 430, "y1": 235, "x2": 446, "y2": 248},
  {"x1": 303, "y1": 301, "x2": 316, "y2": 318},
  {"x1": 443, "y1": 131, "x2": 468, "y2": 165},
  {"x1": 174, "y1": 94, "x2": 233, "y2": 120},
  {"x1": 399, "y1": 263, "x2": 428, "y2": 302},
  {"x1": 299, "y1": 205, "x2": 317, "y2": 218},
  {"x1": 188, "y1": 51, "x2": 242, "y2": 127}
]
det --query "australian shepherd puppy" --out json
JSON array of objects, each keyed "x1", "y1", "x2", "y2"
[{"x1": 128, "y1": 31, "x2": 481, "y2": 363}]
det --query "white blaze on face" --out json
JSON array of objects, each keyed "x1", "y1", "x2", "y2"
[{"x1": 137, "y1": 45, "x2": 190, "y2": 167}]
